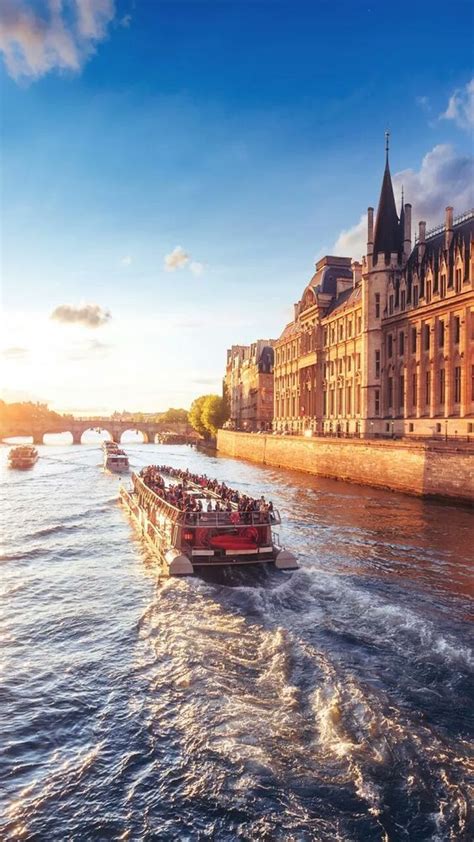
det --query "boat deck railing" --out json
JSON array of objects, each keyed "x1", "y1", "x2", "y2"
[{"x1": 131, "y1": 472, "x2": 280, "y2": 527}]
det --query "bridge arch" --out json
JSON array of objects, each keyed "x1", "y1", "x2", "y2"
[
  {"x1": 119, "y1": 428, "x2": 150, "y2": 444},
  {"x1": 79, "y1": 428, "x2": 114, "y2": 445},
  {"x1": 43, "y1": 431, "x2": 74, "y2": 445}
]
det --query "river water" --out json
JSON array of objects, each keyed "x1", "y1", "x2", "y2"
[{"x1": 1, "y1": 442, "x2": 473, "y2": 841}]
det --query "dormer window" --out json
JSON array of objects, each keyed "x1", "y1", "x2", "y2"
[
  {"x1": 400, "y1": 290, "x2": 406, "y2": 311},
  {"x1": 389, "y1": 295, "x2": 394, "y2": 315},
  {"x1": 455, "y1": 268, "x2": 462, "y2": 292},
  {"x1": 440, "y1": 273, "x2": 446, "y2": 297}
]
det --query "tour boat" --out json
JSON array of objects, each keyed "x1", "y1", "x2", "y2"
[
  {"x1": 8, "y1": 445, "x2": 39, "y2": 470},
  {"x1": 119, "y1": 466, "x2": 298, "y2": 576},
  {"x1": 103, "y1": 443, "x2": 129, "y2": 473}
]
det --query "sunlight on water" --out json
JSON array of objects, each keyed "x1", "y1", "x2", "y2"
[{"x1": 0, "y1": 443, "x2": 472, "y2": 840}]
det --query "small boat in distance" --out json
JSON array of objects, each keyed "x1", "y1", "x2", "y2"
[
  {"x1": 120, "y1": 465, "x2": 298, "y2": 576},
  {"x1": 102, "y1": 441, "x2": 129, "y2": 473},
  {"x1": 8, "y1": 445, "x2": 39, "y2": 470}
]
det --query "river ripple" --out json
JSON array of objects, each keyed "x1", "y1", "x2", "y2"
[{"x1": 0, "y1": 443, "x2": 473, "y2": 841}]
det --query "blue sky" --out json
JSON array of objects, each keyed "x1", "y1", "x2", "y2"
[{"x1": 1, "y1": 0, "x2": 473, "y2": 413}]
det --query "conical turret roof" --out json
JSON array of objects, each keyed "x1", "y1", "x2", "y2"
[{"x1": 373, "y1": 143, "x2": 400, "y2": 258}]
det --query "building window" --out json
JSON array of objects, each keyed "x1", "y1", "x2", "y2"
[
  {"x1": 338, "y1": 358, "x2": 343, "y2": 374},
  {"x1": 436, "y1": 423, "x2": 442, "y2": 434},
  {"x1": 412, "y1": 373, "x2": 417, "y2": 407},
  {"x1": 400, "y1": 290, "x2": 406, "y2": 311},
  {"x1": 323, "y1": 390, "x2": 327, "y2": 416},
  {"x1": 375, "y1": 349, "x2": 380, "y2": 378},
  {"x1": 337, "y1": 388, "x2": 343, "y2": 415},
  {"x1": 356, "y1": 353, "x2": 361, "y2": 370},
  {"x1": 413, "y1": 286, "x2": 419, "y2": 306},
  {"x1": 357, "y1": 314, "x2": 362, "y2": 333},
  {"x1": 455, "y1": 268, "x2": 462, "y2": 292},
  {"x1": 438, "y1": 321, "x2": 445, "y2": 348},
  {"x1": 375, "y1": 293, "x2": 380, "y2": 318},
  {"x1": 387, "y1": 334, "x2": 393, "y2": 357},
  {"x1": 454, "y1": 366, "x2": 461, "y2": 403},
  {"x1": 330, "y1": 390, "x2": 335, "y2": 415},
  {"x1": 347, "y1": 356, "x2": 352, "y2": 373},
  {"x1": 347, "y1": 319, "x2": 352, "y2": 338},
  {"x1": 411, "y1": 326, "x2": 417, "y2": 353},
  {"x1": 347, "y1": 386, "x2": 352, "y2": 415},
  {"x1": 389, "y1": 294, "x2": 394, "y2": 314},
  {"x1": 454, "y1": 316, "x2": 461, "y2": 344},
  {"x1": 424, "y1": 325, "x2": 430, "y2": 351},
  {"x1": 440, "y1": 273, "x2": 446, "y2": 298},
  {"x1": 425, "y1": 371, "x2": 431, "y2": 405},
  {"x1": 388, "y1": 377, "x2": 393, "y2": 408},
  {"x1": 409, "y1": 423, "x2": 414, "y2": 432},
  {"x1": 399, "y1": 332, "x2": 405, "y2": 356},
  {"x1": 331, "y1": 327, "x2": 335, "y2": 344},
  {"x1": 323, "y1": 328, "x2": 328, "y2": 346},
  {"x1": 439, "y1": 368, "x2": 445, "y2": 405},
  {"x1": 426, "y1": 280, "x2": 432, "y2": 303},
  {"x1": 399, "y1": 374, "x2": 404, "y2": 411},
  {"x1": 338, "y1": 322, "x2": 344, "y2": 341},
  {"x1": 375, "y1": 389, "x2": 380, "y2": 416}
]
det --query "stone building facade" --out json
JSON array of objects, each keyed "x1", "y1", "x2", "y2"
[
  {"x1": 225, "y1": 340, "x2": 275, "y2": 431},
  {"x1": 273, "y1": 142, "x2": 474, "y2": 437}
]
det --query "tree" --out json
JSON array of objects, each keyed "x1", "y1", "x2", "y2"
[
  {"x1": 201, "y1": 394, "x2": 229, "y2": 438},
  {"x1": 189, "y1": 395, "x2": 211, "y2": 438},
  {"x1": 161, "y1": 407, "x2": 189, "y2": 424}
]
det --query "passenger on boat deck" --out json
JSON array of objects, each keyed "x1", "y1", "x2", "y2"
[{"x1": 138, "y1": 465, "x2": 274, "y2": 521}]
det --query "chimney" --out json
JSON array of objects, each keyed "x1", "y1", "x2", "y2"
[
  {"x1": 367, "y1": 207, "x2": 374, "y2": 269},
  {"x1": 351, "y1": 260, "x2": 362, "y2": 288},
  {"x1": 445, "y1": 206, "x2": 454, "y2": 249},
  {"x1": 404, "y1": 203, "x2": 412, "y2": 257},
  {"x1": 418, "y1": 220, "x2": 426, "y2": 261}
]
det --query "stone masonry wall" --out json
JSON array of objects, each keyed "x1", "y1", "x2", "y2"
[{"x1": 217, "y1": 430, "x2": 474, "y2": 503}]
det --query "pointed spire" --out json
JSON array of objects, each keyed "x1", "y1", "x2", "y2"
[
  {"x1": 398, "y1": 187, "x2": 405, "y2": 253},
  {"x1": 373, "y1": 134, "x2": 400, "y2": 259}
]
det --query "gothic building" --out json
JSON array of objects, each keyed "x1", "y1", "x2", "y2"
[
  {"x1": 273, "y1": 140, "x2": 474, "y2": 437},
  {"x1": 225, "y1": 340, "x2": 276, "y2": 431}
]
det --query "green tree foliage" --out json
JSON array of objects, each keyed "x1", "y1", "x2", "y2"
[
  {"x1": 189, "y1": 395, "x2": 210, "y2": 438},
  {"x1": 198, "y1": 395, "x2": 229, "y2": 438},
  {"x1": 160, "y1": 407, "x2": 189, "y2": 424}
]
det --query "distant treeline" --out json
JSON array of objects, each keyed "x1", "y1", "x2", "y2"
[{"x1": 0, "y1": 400, "x2": 72, "y2": 428}]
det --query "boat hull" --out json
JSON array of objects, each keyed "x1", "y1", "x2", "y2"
[{"x1": 119, "y1": 486, "x2": 297, "y2": 576}]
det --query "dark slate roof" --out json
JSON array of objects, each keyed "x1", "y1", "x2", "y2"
[
  {"x1": 404, "y1": 212, "x2": 473, "y2": 300},
  {"x1": 373, "y1": 158, "x2": 401, "y2": 257},
  {"x1": 308, "y1": 264, "x2": 353, "y2": 296},
  {"x1": 326, "y1": 284, "x2": 362, "y2": 316}
]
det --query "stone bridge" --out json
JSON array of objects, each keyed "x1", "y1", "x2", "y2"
[{"x1": 1, "y1": 417, "x2": 193, "y2": 445}]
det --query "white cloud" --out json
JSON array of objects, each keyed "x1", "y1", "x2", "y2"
[
  {"x1": 334, "y1": 214, "x2": 367, "y2": 260},
  {"x1": 164, "y1": 247, "x2": 206, "y2": 275},
  {"x1": 164, "y1": 245, "x2": 190, "y2": 271},
  {"x1": 0, "y1": 0, "x2": 115, "y2": 81},
  {"x1": 333, "y1": 144, "x2": 474, "y2": 260},
  {"x1": 440, "y1": 78, "x2": 474, "y2": 130},
  {"x1": 189, "y1": 261, "x2": 204, "y2": 276},
  {"x1": 50, "y1": 302, "x2": 111, "y2": 328}
]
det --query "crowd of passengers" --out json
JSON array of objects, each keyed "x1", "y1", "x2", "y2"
[{"x1": 139, "y1": 465, "x2": 275, "y2": 522}]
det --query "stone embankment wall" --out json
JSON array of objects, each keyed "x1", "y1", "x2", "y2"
[{"x1": 217, "y1": 430, "x2": 474, "y2": 504}]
